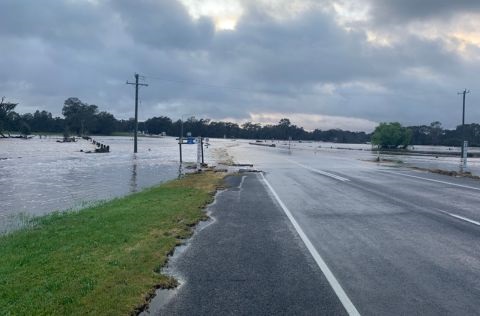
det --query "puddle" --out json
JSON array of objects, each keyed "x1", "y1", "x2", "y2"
[{"x1": 139, "y1": 207, "x2": 219, "y2": 315}]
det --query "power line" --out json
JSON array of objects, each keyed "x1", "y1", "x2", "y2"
[
  {"x1": 142, "y1": 74, "x2": 403, "y2": 99},
  {"x1": 143, "y1": 74, "x2": 286, "y2": 95},
  {"x1": 126, "y1": 73, "x2": 148, "y2": 153}
]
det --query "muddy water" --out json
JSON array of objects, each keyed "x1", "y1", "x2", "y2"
[{"x1": 0, "y1": 136, "x2": 224, "y2": 233}]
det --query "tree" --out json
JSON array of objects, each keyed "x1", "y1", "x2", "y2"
[
  {"x1": 62, "y1": 97, "x2": 98, "y2": 135},
  {"x1": 278, "y1": 118, "x2": 291, "y2": 140},
  {"x1": 429, "y1": 121, "x2": 443, "y2": 145},
  {"x1": 372, "y1": 122, "x2": 412, "y2": 149},
  {"x1": 92, "y1": 111, "x2": 117, "y2": 135},
  {"x1": 0, "y1": 97, "x2": 18, "y2": 137},
  {"x1": 144, "y1": 116, "x2": 173, "y2": 135},
  {"x1": 241, "y1": 122, "x2": 261, "y2": 139},
  {"x1": 31, "y1": 110, "x2": 55, "y2": 132},
  {"x1": 19, "y1": 121, "x2": 31, "y2": 136}
]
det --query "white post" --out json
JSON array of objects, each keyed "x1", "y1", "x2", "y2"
[
  {"x1": 197, "y1": 137, "x2": 202, "y2": 170},
  {"x1": 462, "y1": 140, "x2": 468, "y2": 170}
]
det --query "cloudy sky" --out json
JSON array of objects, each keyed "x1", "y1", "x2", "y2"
[{"x1": 1, "y1": 0, "x2": 480, "y2": 131}]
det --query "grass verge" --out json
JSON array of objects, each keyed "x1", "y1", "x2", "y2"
[
  {"x1": 0, "y1": 171, "x2": 225, "y2": 315},
  {"x1": 409, "y1": 166, "x2": 480, "y2": 179}
]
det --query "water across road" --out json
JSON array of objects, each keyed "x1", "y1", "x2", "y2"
[{"x1": 227, "y1": 141, "x2": 480, "y2": 315}]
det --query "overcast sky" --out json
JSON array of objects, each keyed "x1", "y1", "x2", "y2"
[{"x1": 1, "y1": 0, "x2": 480, "y2": 131}]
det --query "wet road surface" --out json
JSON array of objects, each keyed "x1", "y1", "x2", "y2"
[
  {"x1": 228, "y1": 142, "x2": 480, "y2": 315},
  {"x1": 150, "y1": 174, "x2": 347, "y2": 315},
  {"x1": 145, "y1": 141, "x2": 480, "y2": 315}
]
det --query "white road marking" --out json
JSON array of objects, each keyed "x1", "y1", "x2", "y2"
[
  {"x1": 260, "y1": 173, "x2": 360, "y2": 316},
  {"x1": 287, "y1": 159, "x2": 350, "y2": 182},
  {"x1": 380, "y1": 170, "x2": 480, "y2": 191},
  {"x1": 239, "y1": 175, "x2": 247, "y2": 189},
  {"x1": 437, "y1": 210, "x2": 480, "y2": 227}
]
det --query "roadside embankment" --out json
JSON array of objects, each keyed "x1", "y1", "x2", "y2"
[
  {"x1": 374, "y1": 149, "x2": 480, "y2": 158},
  {"x1": 0, "y1": 171, "x2": 225, "y2": 315}
]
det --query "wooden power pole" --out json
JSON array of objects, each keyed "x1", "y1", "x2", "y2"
[{"x1": 127, "y1": 74, "x2": 148, "y2": 153}]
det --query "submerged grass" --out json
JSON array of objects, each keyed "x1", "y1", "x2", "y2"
[{"x1": 0, "y1": 171, "x2": 224, "y2": 315}]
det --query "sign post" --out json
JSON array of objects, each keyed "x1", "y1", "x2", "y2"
[
  {"x1": 462, "y1": 140, "x2": 468, "y2": 170},
  {"x1": 197, "y1": 137, "x2": 202, "y2": 170}
]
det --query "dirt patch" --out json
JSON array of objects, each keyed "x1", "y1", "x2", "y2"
[{"x1": 410, "y1": 167, "x2": 480, "y2": 180}]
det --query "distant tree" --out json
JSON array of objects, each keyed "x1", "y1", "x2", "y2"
[
  {"x1": 278, "y1": 118, "x2": 291, "y2": 140},
  {"x1": 241, "y1": 122, "x2": 262, "y2": 139},
  {"x1": 30, "y1": 110, "x2": 55, "y2": 132},
  {"x1": 116, "y1": 118, "x2": 136, "y2": 133},
  {"x1": 144, "y1": 116, "x2": 173, "y2": 135},
  {"x1": 462, "y1": 123, "x2": 480, "y2": 147},
  {"x1": 429, "y1": 121, "x2": 443, "y2": 145},
  {"x1": 207, "y1": 121, "x2": 227, "y2": 138},
  {"x1": 21, "y1": 113, "x2": 33, "y2": 127},
  {"x1": 0, "y1": 97, "x2": 18, "y2": 137},
  {"x1": 372, "y1": 122, "x2": 412, "y2": 149},
  {"x1": 92, "y1": 111, "x2": 117, "y2": 135},
  {"x1": 62, "y1": 97, "x2": 98, "y2": 135},
  {"x1": 19, "y1": 121, "x2": 31, "y2": 136}
]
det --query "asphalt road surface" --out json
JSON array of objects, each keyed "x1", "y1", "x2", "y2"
[
  {"x1": 150, "y1": 173, "x2": 347, "y2": 315},
  {"x1": 147, "y1": 141, "x2": 480, "y2": 315},
  {"x1": 228, "y1": 142, "x2": 480, "y2": 315}
]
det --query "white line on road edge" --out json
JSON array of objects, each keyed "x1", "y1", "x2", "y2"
[
  {"x1": 437, "y1": 210, "x2": 480, "y2": 227},
  {"x1": 380, "y1": 170, "x2": 480, "y2": 191},
  {"x1": 287, "y1": 159, "x2": 350, "y2": 182},
  {"x1": 260, "y1": 173, "x2": 360, "y2": 316}
]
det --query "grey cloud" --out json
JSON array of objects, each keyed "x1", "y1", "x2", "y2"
[
  {"x1": 0, "y1": 0, "x2": 111, "y2": 48},
  {"x1": 1, "y1": 0, "x2": 479, "y2": 131},
  {"x1": 367, "y1": 0, "x2": 480, "y2": 23},
  {"x1": 112, "y1": 0, "x2": 215, "y2": 50}
]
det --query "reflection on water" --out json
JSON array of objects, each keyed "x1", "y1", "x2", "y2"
[
  {"x1": 130, "y1": 155, "x2": 138, "y2": 193},
  {"x1": 0, "y1": 136, "x2": 219, "y2": 233},
  {"x1": 178, "y1": 163, "x2": 184, "y2": 179}
]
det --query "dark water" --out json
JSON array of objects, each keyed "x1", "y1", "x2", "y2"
[{"x1": 0, "y1": 136, "x2": 218, "y2": 233}]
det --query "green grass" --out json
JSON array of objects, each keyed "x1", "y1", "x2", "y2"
[
  {"x1": 110, "y1": 132, "x2": 133, "y2": 137},
  {"x1": 0, "y1": 172, "x2": 224, "y2": 315}
]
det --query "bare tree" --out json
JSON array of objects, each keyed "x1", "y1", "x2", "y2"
[{"x1": 0, "y1": 97, "x2": 19, "y2": 137}]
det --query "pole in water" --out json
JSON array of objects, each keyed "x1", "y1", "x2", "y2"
[
  {"x1": 126, "y1": 73, "x2": 148, "y2": 153},
  {"x1": 179, "y1": 119, "x2": 183, "y2": 163},
  {"x1": 201, "y1": 137, "x2": 204, "y2": 164},
  {"x1": 179, "y1": 137, "x2": 183, "y2": 163}
]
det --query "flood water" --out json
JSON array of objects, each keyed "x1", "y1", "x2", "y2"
[
  {"x1": 2, "y1": 136, "x2": 480, "y2": 233},
  {"x1": 0, "y1": 136, "x2": 220, "y2": 233}
]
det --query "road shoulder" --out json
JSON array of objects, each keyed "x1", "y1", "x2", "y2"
[{"x1": 147, "y1": 172, "x2": 347, "y2": 315}]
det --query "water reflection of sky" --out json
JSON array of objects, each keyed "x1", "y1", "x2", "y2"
[
  {"x1": 0, "y1": 136, "x2": 220, "y2": 231},
  {"x1": 2, "y1": 137, "x2": 480, "y2": 232}
]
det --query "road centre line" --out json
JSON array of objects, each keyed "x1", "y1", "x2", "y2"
[
  {"x1": 437, "y1": 210, "x2": 480, "y2": 227},
  {"x1": 379, "y1": 170, "x2": 480, "y2": 191},
  {"x1": 260, "y1": 173, "x2": 360, "y2": 316},
  {"x1": 286, "y1": 159, "x2": 350, "y2": 182}
]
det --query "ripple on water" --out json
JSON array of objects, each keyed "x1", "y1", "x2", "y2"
[{"x1": 0, "y1": 136, "x2": 225, "y2": 232}]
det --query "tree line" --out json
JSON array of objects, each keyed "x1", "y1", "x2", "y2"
[
  {"x1": 1, "y1": 97, "x2": 479, "y2": 146},
  {"x1": 0, "y1": 97, "x2": 371, "y2": 142}
]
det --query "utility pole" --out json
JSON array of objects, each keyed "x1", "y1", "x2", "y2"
[
  {"x1": 179, "y1": 114, "x2": 192, "y2": 164},
  {"x1": 458, "y1": 89, "x2": 470, "y2": 167},
  {"x1": 127, "y1": 74, "x2": 148, "y2": 153},
  {"x1": 179, "y1": 119, "x2": 184, "y2": 163}
]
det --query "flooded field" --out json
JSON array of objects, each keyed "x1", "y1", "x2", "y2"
[
  {"x1": 0, "y1": 136, "x2": 223, "y2": 233},
  {"x1": 2, "y1": 136, "x2": 479, "y2": 233},
  {"x1": 237, "y1": 139, "x2": 480, "y2": 175}
]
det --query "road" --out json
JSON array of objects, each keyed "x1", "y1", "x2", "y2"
[
  {"x1": 149, "y1": 173, "x2": 347, "y2": 315},
  {"x1": 227, "y1": 141, "x2": 480, "y2": 315}
]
